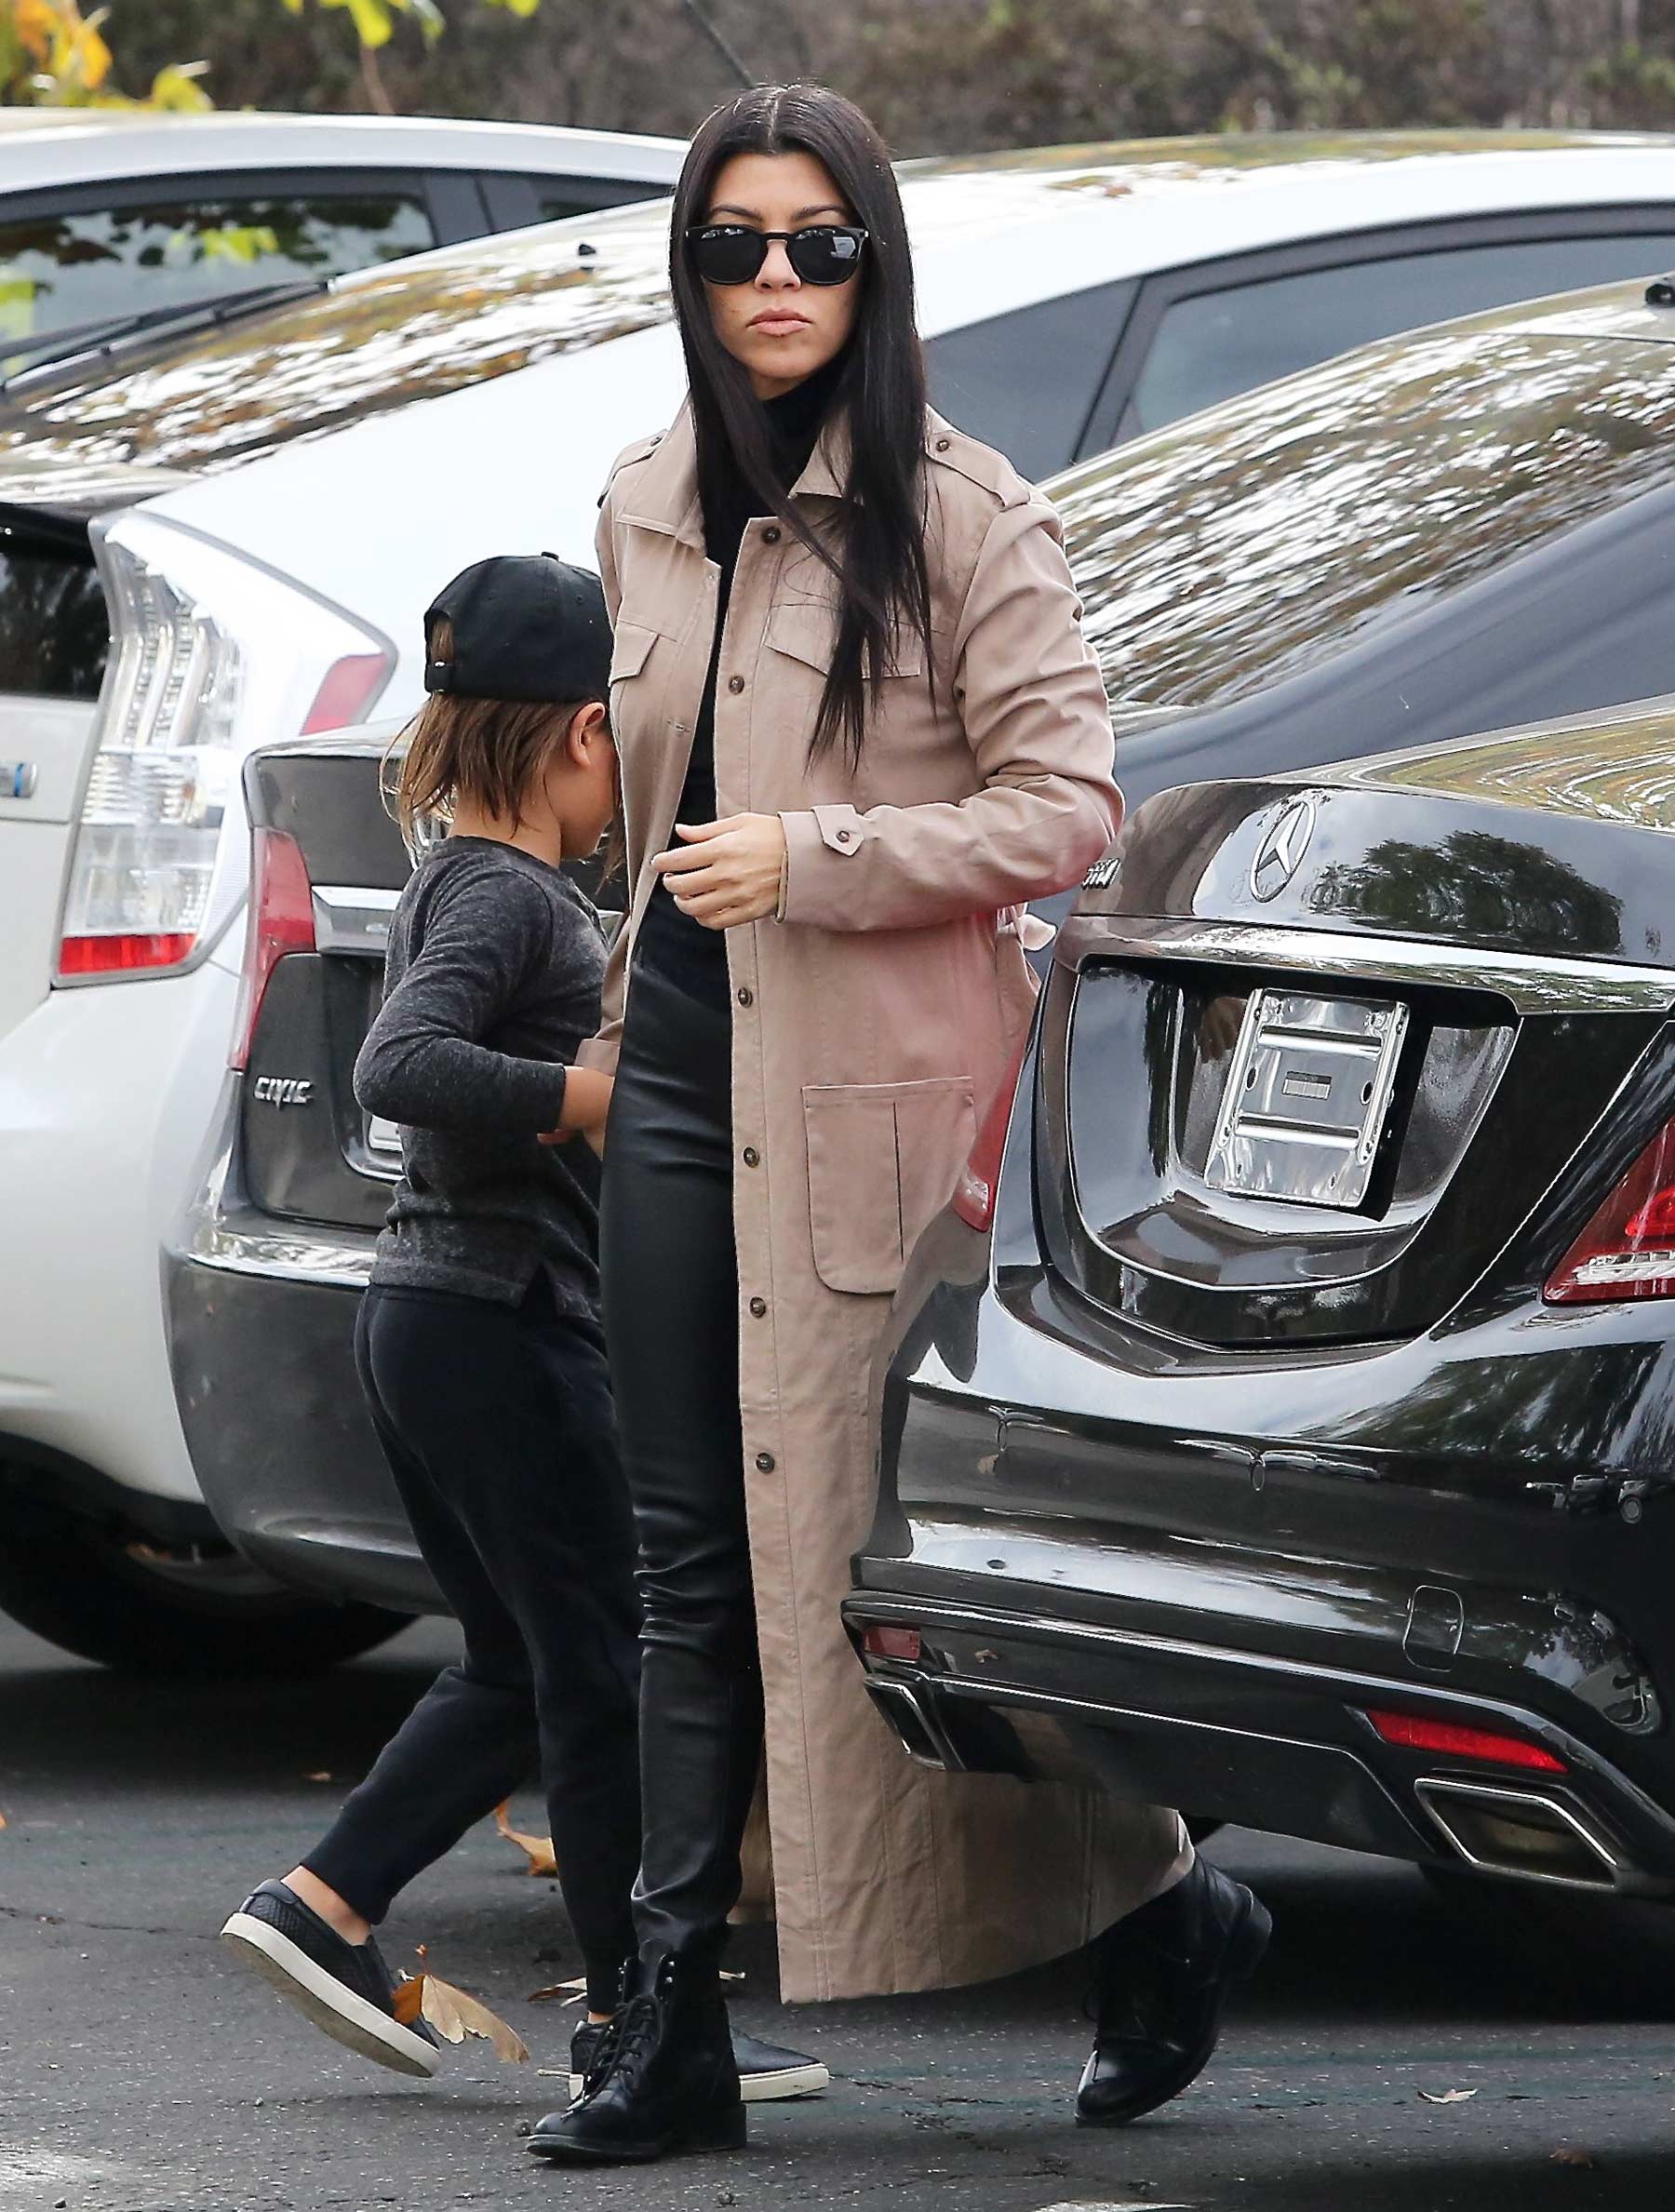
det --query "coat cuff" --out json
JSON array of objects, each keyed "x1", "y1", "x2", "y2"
[
  {"x1": 573, "y1": 1033, "x2": 620, "y2": 1078},
  {"x1": 778, "y1": 805, "x2": 864, "y2": 926}
]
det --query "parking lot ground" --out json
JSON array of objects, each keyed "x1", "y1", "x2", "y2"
[{"x1": 3, "y1": 1611, "x2": 1673, "y2": 2212}]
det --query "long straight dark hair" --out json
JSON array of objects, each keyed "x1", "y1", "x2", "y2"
[{"x1": 669, "y1": 84, "x2": 932, "y2": 767}]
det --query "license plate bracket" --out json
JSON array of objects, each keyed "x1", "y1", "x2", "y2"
[{"x1": 1205, "y1": 988, "x2": 1409, "y2": 1210}]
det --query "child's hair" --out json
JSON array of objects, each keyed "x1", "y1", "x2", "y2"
[{"x1": 386, "y1": 618, "x2": 601, "y2": 849}]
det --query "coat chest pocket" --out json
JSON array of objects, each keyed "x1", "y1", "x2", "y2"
[
  {"x1": 768, "y1": 600, "x2": 925, "y2": 678},
  {"x1": 802, "y1": 1077, "x2": 975, "y2": 1294},
  {"x1": 610, "y1": 622, "x2": 659, "y2": 682}
]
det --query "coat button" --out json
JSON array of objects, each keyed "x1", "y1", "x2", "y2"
[
  {"x1": 737, "y1": 986, "x2": 754, "y2": 1007},
  {"x1": 934, "y1": 436, "x2": 950, "y2": 452},
  {"x1": 836, "y1": 828, "x2": 854, "y2": 844},
  {"x1": 756, "y1": 1452, "x2": 776, "y2": 1472},
  {"x1": 728, "y1": 674, "x2": 745, "y2": 694},
  {"x1": 743, "y1": 1146, "x2": 760, "y2": 1167},
  {"x1": 749, "y1": 1296, "x2": 767, "y2": 1318},
  {"x1": 762, "y1": 526, "x2": 781, "y2": 543}
]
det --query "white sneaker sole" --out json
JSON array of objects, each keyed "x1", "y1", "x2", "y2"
[
  {"x1": 566, "y1": 2058, "x2": 830, "y2": 2103},
  {"x1": 220, "y1": 1910, "x2": 440, "y2": 2079}
]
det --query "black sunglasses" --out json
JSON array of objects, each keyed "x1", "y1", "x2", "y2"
[{"x1": 686, "y1": 223, "x2": 868, "y2": 288}]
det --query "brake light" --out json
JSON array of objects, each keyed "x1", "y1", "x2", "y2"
[
  {"x1": 951, "y1": 1034, "x2": 1031, "y2": 1232},
  {"x1": 228, "y1": 828, "x2": 316, "y2": 1072},
  {"x1": 302, "y1": 653, "x2": 392, "y2": 735},
  {"x1": 58, "y1": 931, "x2": 198, "y2": 975},
  {"x1": 1366, "y1": 1709, "x2": 1565, "y2": 1774},
  {"x1": 1544, "y1": 1112, "x2": 1675, "y2": 1303}
]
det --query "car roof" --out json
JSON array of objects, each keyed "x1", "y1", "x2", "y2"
[
  {"x1": 7, "y1": 127, "x2": 1675, "y2": 500},
  {"x1": 0, "y1": 109, "x2": 687, "y2": 188}
]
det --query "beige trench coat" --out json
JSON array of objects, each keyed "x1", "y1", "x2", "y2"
[{"x1": 582, "y1": 398, "x2": 1190, "y2": 2003}]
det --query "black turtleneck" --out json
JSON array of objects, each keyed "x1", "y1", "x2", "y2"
[{"x1": 636, "y1": 355, "x2": 844, "y2": 1010}]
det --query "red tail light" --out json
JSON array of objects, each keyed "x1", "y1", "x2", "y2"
[
  {"x1": 58, "y1": 932, "x2": 198, "y2": 976},
  {"x1": 1544, "y1": 1112, "x2": 1675, "y2": 1304},
  {"x1": 861, "y1": 1624, "x2": 922, "y2": 1661},
  {"x1": 1366, "y1": 1708, "x2": 1565, "y2": 1774},
  {"x1": 300, "y1": 651, "x2": 391, "y2": 736},
  {"x1": 229, "y1": 828, "x2": 316, "y2": 1072},
  {"x1": 951, "y1": 1035, "x2": 1031, "y2": 1233}
]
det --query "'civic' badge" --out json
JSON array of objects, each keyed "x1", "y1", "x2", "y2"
[
  {"x1": 252, "y1": 1076, "x2": 315, "y2": 1107},
  {"x1": 1250, "y1": 794, "x2": 1317, "y2": 902}
]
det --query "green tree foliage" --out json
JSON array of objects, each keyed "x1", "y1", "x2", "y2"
[
  {"x1": 84, "y1": 1, "x2": 1675, "y2": 147},
  {"x1": 0, "y1": 0, "x2": 209, "y2": 107}
]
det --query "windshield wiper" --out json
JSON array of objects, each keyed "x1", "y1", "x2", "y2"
[{"x1": 0, "y1": 279, "x2": 327, "y2": 400}]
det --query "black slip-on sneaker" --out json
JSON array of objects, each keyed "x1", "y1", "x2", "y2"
[
  {"x1": 568, "y1": 2018, "x2": 828, "y2": 2104},
  {"x1": 220, "y1": 1879, "x2": 441, "y2": 2079}
]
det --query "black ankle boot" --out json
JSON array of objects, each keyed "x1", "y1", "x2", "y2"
[
  {"x1": 527, "y1": 1951, "x2": 744, "y2": 2164},
  {"x1": 1076, "y1": 1856, "x2": 1271, "y2": 2127}
]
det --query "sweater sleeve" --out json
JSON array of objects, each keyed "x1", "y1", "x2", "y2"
[
  {"x1": 354, "y1": 867, "x2": 570, "y2": 1134},
  {"x1": 777, "y1": 493, "x2": 1122, "y2": 933}
]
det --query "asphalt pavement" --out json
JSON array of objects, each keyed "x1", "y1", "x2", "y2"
[{"x1": 3, "y1": 1610, "x2": 1673, "y2": 2212}]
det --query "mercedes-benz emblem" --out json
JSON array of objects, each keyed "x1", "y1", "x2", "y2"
[{"x1": 1250, "y1": 794, "x2": 1317, "y2": 902}]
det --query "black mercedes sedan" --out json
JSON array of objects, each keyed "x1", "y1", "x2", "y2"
[{"x1": 848, "y1": 696, "x2": 1675, "y2": 1939}]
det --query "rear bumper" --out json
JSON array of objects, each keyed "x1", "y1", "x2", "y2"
[
  {"x1": 851, "y1": 1212, "x2": 1675, "y2": 1899},
  {"x1": 0, "y1": 953, "x2": 239, "y2": 1510},
  {"x1": 844, "y1": 1566, "x2": 1675, "y2": 1894},
  {"x1": 164, "y1": 1140, "x2": 444, "y2": 1615}
]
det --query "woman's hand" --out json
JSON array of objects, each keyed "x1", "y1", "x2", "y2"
[
  {"x1": 651, "y1": 813, "x2": 786, "y2": 929},
  {"x1": 539, "y1": 1066, "x2": 613, "y2": 1149}
]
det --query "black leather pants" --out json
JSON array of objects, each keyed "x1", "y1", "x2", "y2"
[{"x1": 601, "y1": 962, "x2": 764, "y2": 1966}]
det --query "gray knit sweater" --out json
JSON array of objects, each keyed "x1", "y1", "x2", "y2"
[{"x1": 354, "y1": 836, "x2": 604, "y2": 1313}]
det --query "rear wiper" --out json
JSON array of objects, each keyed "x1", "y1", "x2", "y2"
[{"x1": 0, "y1": 279, "x2": 327, "y2": 400}]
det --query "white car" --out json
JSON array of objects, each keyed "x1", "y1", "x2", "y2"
[
  {"x1": 0, "y1": 108, "x2": 684, "y2": 353},
  {"x1": 7, "y1": 128, "x2": 1675, "y2": 1674}
]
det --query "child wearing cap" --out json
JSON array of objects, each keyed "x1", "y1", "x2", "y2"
[{"x1": 218, "y1": 555, "x2": 823, "y2": 2107}]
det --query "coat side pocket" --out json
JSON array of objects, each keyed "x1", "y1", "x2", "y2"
[{"x1": 802, "y1": 1077, "x2": 976, "y2": 1294}]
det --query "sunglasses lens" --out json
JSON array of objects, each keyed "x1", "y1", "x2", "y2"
[
  {"x1": 690, "y1": 227, "x2": 764, "y2": 285},
  {"x1": 789, "y1": 228, "x2": 864, "y2": 284}
]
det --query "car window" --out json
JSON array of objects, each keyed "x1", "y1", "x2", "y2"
[
  {"x1": 0, "y1": 189, "x2": 436, "y2": 349},
  {"x1": 0, "y1": 534, "x2": 107, "y2": 699},
  {"x1": 1061, "y1": 318, "x2": 1675, "y2": 717},
  {"x1": 1128, "y1": 233, "x2": 1675, "y2": 436},
  {"x1": 924, "y1": 281, "x2": 1135, "y2": 481}
]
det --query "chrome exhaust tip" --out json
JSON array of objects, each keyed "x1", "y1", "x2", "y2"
[
  {"x1": 1415, "y1": 1776, "x2": 1622, "y2": 1890},
  {"x1": 864, "y1": 1677, "x2": 966, "y2": 1773}
]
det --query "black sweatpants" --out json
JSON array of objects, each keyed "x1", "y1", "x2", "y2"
[{"x1": 302, "y1": 1277, "x2": 642, "y2": 2010}]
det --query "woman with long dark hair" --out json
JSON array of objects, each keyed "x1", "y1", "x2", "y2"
[{"x1": 529, "y1": 85, "x2": 1269, "y2": 2167}]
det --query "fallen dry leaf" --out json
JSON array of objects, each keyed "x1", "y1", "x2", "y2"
[
  {"x1": 528, "y1": 1977, "x2": 587, "y2": 2004},
  {"x1": 1551, "y1": 2148, "x2": 1597, "y2": 2169},
  {"x1": 495, "y1": 1800, "x2": 557, "y2": 1878},
  {"x1": 393, "y1": 1945, "x2": 529, "y2": 2063},
  {"x1": 1418, "y1": 2088, "x2": 1479, "y2": 2105},
  {"x1": 0, "y1": 1811, "x2": 7, "y2": 1830},
  {"x1": 303, "y1": 1771, "x2": 333, "y2": 1783}
]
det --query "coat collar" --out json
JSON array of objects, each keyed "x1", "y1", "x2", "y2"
[{"x1": 618, "y1": 394, "x2": 893, "y2": 552}]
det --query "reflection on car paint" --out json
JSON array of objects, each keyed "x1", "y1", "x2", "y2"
[{"x1": 1057, "y1": 315, "x2": 1675, "y2": 715}]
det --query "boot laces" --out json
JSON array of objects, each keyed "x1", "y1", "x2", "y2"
[
  {"x1": 578, "y1": 2018, "x2": 622, "y2": 2098},
  {"x1": 592, "y1": 1991, "x2": 661, "y2": 2096}
]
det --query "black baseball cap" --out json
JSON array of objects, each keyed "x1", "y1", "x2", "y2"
[{"x1": 423, "y1": 553, "x2": 611, "y2": 704}]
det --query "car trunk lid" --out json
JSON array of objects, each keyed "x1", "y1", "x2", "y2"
[
  {"x1": 1041, "y1": 714, "x2": 1675, "y2": 1347},
  {"x1": 239, "y1": 738, "x2": 615, "y2": 1232}
]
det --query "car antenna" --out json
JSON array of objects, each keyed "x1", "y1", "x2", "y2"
[{"x1": 681, "y1": 0, "x2": 757, "y2": 88}]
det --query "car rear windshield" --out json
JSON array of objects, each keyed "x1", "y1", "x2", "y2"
[
  {"x1": 0, "y1": 525, "x2": 106, "y2": 698},
  {"x1": 1061, "y1": 321, "x2": 1675, "y2": 715}
]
